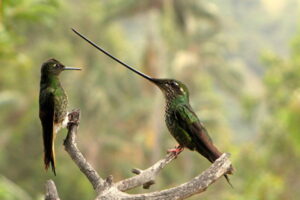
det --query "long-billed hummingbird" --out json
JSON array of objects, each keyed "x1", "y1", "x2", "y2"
[
  {"x1": 39, "y1": 58, "x2": 81, "y2": 175},
  {"x1": 72, "y1": 29, "x2": 233, "y2": 185}
]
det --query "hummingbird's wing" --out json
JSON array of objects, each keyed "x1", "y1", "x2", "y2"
[
  {"x1": 39, "y1": 91, "x2": 56, "y2": 175},
  {"x1": 174, "y1": 104, "x2": 222, "y2": 163},
  {"x1": 174, "y1": 104, "x2": 233, "y2": 187}
]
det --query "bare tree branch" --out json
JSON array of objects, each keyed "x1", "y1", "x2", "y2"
[
  {"x1": 116, "y1": 153, "x2": 177, "y2": 191},
  {"x1": 95, "y1": 153, "x2": 231, "y2": 200},
  {"x1": 45, "y1": 180, "x2": 60, "y2": 200},
  {"x1": 44, "y1": 110, "x2": 233, "y2": 200},
  {"x1": 63, "y1": 110, "x2": 105, "y2": 192}
]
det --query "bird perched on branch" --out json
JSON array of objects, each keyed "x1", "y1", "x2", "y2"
[
  {"x1": 72, "y1": 29, "x2": 233, "y2": 186},
  {"x1": 39, "y1": 59, "x2": 81, "y2": 175}
]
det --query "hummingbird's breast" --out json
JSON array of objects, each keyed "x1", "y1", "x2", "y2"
[
  {"x1": 54, "y1": 87, "x2": 68, "y2": 124},
  {"x1": 164, "y1": 99, "x2": 195, "y2": 149},
  {"x1": 164, "y1": 100, "x2": 176, "y2": 130},
  {"x1": 165, "y1": 107, "x2": 174, "y2": 129}
]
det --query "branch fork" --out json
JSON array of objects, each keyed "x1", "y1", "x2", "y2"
[{"x1": 45, "y1": 110, "x2": 233, "y2": 200}]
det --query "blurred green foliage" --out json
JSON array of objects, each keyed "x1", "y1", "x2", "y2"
[{"x1": 0, "y1": 0, "x2": 299, "y2": 199}]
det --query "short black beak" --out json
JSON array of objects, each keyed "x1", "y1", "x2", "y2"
[{"x1": 64, "y1": 66, "x2": 82, "y2": 70}]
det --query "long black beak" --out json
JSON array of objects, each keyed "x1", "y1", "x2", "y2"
[{"x1": 71, "y1": 28, "x2": 155, "y2": 83}]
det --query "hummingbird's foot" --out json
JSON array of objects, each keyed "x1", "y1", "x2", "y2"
[
  {"x1": 167, "y1": 145, "x2": 184, "y2": 158},
  {"x1": 67, "y1": 110, "x2": 80, "y2": 127}
]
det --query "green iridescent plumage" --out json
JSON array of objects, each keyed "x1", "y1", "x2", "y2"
[
  {"x1": 155, "y1": 78, "x2": 233, "y2": 186},
  {"x1": 163, "y1": 83, "x2": 212, "y2": 150},
  {"x1": 39, "y1": 58, "x2": 80, "y2": 175},
  {"x1": 72, "y1": 29, "x2": 233, "y2": 186}
]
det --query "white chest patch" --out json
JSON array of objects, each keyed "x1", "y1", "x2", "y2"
[
  {"x1": 62, "y1": 112, "x2": 69, "y2": 128},
  {"x1": 54, "y1": 112, "x2": 69, "y2": 134}
]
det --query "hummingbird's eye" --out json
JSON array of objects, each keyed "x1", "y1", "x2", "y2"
[
  {"x1": 53, "y1": 64, "x2": 58, "y2": 68},
  {"x1": 171, "y1": 82, "x2": 178, "y2": 87}
]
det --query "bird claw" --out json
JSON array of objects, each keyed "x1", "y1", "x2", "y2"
[
  {"x1": 67, "y1": 110, "x2": 80, "y2": 126},
  {"x1": 167, "y1": 145, "x2": 184, "y2": 158}
]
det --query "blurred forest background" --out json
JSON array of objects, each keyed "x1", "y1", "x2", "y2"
[{"x1": 1, "y1": 0, "x2": 300, "y2": 199}]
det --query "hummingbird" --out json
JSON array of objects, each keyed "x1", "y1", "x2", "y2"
[
  {"x1": 72, "y1": 29, "x2": 233, "y2": 186},
  {"x1": 39, "y1": 58, "x2": 81, "y2": 175}
]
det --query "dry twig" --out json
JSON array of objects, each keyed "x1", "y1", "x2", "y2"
[
  {"x1": 45, "y1": 180, "x2": 60, "y2": 200},
  {"x1": 45, "y1": 110, "x2": 233, "y2": 200}
]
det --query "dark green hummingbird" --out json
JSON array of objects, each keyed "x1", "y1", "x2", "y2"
[
  {"x1": 39, "y1": 58, "x2": 81, "y2": 175},
  {"x1": 72, "y1": 29, "x2": 233, "y2": 185}
]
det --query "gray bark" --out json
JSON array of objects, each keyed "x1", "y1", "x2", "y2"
[
  {"x1": 45, "y1": 180, "x2": 60, "y2": 200},
  {"x1": 45, "y1": 111, "x2": 233, "y2": 200}
]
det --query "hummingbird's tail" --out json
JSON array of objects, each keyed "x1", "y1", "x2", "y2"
[
  {"x1": 193, "y1": 136, "x2": 233, "y2": 187},
  {"x1": 197, "y1": 146, "x2": 234, "y2": 187},
  {"x1": 224, "y1": 174, "x2": 233, "y2": 188},
  {"x1": 43, "y1": 128, "x2": 56, "y2": 175}
]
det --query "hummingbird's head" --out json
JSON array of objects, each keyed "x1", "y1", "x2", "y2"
[
  {"x1": 41, "y1": 58, "x2": 81, "y2": 75},
  {"x1": 151, "y1": 79, "x2": 189, "y2": 100}
]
